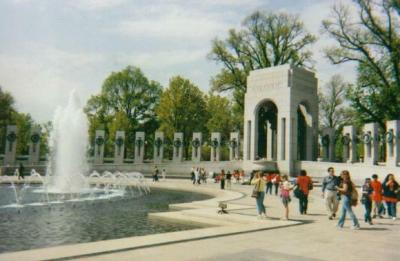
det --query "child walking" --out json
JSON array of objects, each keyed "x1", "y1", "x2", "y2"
[{"x1": 280, "y1": 175, "x2": 294, "y2": 220}]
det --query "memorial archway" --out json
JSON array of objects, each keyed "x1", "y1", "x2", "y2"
[{"x1": 256, "y1": 100, "x2": 278, "y2": 160}]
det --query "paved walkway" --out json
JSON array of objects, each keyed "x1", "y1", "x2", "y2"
[
  {"x1": 81, "y1": 181, "x2": 400, "y2": 261},
  {"x1": 1, "y1": 179, "x2": 399, "y2": 261}
]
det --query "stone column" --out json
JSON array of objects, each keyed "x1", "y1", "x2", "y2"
[
  {"x1": 153, "y1": 132, "x2": 164, "y2": 164},
  {"x1": 4, "y1": 125, "x2": 17, "y2": 165},
  {"x1": 266, "y1": 121, "x2": 273, "y2": 160},
  {"x1": 229, "y1": 132, "x2": 240, "y2": 161},
  {"x1": 363, "y1": 123, "x2": 379, "y2": 165},
  {"x1": 94, "y1": 130, "x2": 105, "y2": 164},
  {"x1": 386, "y1": 120, "x2": 400, "y2": 167},
  {"x1": 342, "y1": 126, "x2": 357, "y2": 163},
  {"x1": 134, "y1": 132, "x2": 145, "y2": 163},
  {"x1": 28, "y1": 127, "x2": 41, "y2": 165},
  {"x1": 243, "y1": 120, "x2": 252, "y2": 161},
  {"x1": 191, "y1": 132, "x2": 202, "y2": 163},
  {"x1": 114, "y1": 131, "x2": 125, "y2": 165},
  {"x1": 210, "y1": 132, "x2": 221, "y2": 162},
  {"x1": 321, "y1": 127, "x2": 335, "y2": 162},
  {"x1": 173, "y1": 132, "x2": 183, "y2": 162}
]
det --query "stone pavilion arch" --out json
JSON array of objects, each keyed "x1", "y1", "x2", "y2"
[
  {"x1": 243, "y1": 64, "x2": 318, "y2": 175},
  {"x1": 256, "y1": 100, "x2": 278, "y2": 161}
]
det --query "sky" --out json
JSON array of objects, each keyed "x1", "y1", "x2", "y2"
[{"x1": 0, "y1": 0, "x2": 357, "y2": 123}]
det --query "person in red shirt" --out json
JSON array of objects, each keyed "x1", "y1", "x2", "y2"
[
  {"x1": 272, "y1": 173, "x2": 281, "y2": 196},
  {"x1": 296, "y1": 169, "x2": 313, "y2": 215},
  {"x1": 370, "y1": 174, "x2": 384, "y2": 218},
  {"x1": 265, "y1": 173, "x2": 273, "y2": 195}
]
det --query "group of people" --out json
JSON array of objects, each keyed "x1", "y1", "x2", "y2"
[
  {"x1": 152, "y1": 166, "x2": 166, "y2": 182},
  {"x1": 251, "y1": 167, "x2": 399, "y2": 229},
  {"x1": 251, "y1": 171, "x2": 311, "y2": 220},
  {"x1": 190, "y1": 168, "x2": 246, "y2": 189},
  {"x1": 190, "y1": 167, "x2": 208, "y2": 185},
  {"x1": 322, "y1": 167, "x2": 399, "y2": 229}
]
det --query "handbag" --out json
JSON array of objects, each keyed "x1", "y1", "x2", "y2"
[
  {"x1": 350, "y1": 183, "x2": 358, "y2": 206},
  {"x1": 251, "y1": 180, "x2": 261, "y2": 198},
  {"x1": 308, "y1": 182, "x2": 313, "y2": 191}
]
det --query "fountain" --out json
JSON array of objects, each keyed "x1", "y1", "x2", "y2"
[
  {"x1": 46, "y1": 89, "x2": 89, "y2": 193},
  {"x1": 1, "y1": 90, "x2": 149, "y2": 208}
]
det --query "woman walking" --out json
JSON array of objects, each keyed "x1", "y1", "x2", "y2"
[
  {"x1": 336, "y1": 170, "x2": 360, "y2": 229},
  {"x1": 251, "y1": 171, "x2": 267, "y2": 219},
  {"x1": 280, "y1": 175, "x2": 294, "y2": 220},
  {"x1": 382, "y1": 173, "x2": 399, "y2": 220},
  {"x1": 361, "y1": 178, "x2": 373, "y2": 225},
  {"x1": 296, "y1": 170, "x2": 313, "y2": 215}
]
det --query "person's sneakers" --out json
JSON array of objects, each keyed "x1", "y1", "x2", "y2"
[
  {"x1": 392, "y1": 217, "x2": 397, "y2": 221},
  {"x1": 329, "y1": 215, "x2": 333, "y2": 220},
  {"x1": 332, "y1": 213, "x2": 336, "y2": 218},
  {"x1": 257, "y1": 215, "x2": 263, "y2": 220},
  {"x1": 336, "y1": 225, "x2": 343, "y2": 230},
  {"x1": 368, "y1": 221, "x2": 373, "y2": 225},
  {"x1": 379, "y1": 215, "x2": 384, "y2": 219},
  {"x1": 351, "y1": 226, "x2": 360, "y2": 230},
  {"x1": 372, "y1": 214, "x2": 377, "y2": 219}
]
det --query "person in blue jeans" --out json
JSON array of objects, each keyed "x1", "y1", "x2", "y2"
[
  {"x1": 361, "y1": 178, "x2": 373, "y2": 225},
  {"x1": 382, "y1": 173, "x2": 399, "y2": 220},
  {"x1": 336, "y1": 170, "x2": 360, "y2": 229},
  {"x1": 251, "y1": 171, "x2": 267, "y2": 219}
]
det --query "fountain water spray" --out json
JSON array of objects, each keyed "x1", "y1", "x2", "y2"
[{"x1": 46, "y1": 90, "x2": 89, "y2": 193}]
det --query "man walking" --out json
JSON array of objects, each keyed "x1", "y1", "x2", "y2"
[{"x1": 322, "y1": 167, "x2": 340, "y2": 220}]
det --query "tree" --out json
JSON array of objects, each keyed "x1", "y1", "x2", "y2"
[
  {"x1": 208, "y1": 11, "x2": 316, "y2": 115},
  {"x1": 156, "y1": 76, "x2": 208, "y2": 159},
  {"x1": 322, "y1": 0, "x2": 400, "y2": 129},
  {"x1": 13, "y1": 112, "x2": 35, "y2": 155},
  {"x1": 85, "y1": 66, "x2": 162, "y2": 157},
  {"x1": 205, "y1": 94, "x2": 234, "y2": 141},
  {"x1": 319, "y1": 75, "x2": 356, "y2": 130},
  {"x1": 0, "y1": 86, "x2": 16, "y2": 151}
]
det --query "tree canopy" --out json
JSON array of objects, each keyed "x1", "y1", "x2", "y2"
[
  {"x1": 323, "y1": 0, "x2": 400, "y2": 129},
  {"x1": 319, "y1": 75, "x2": 356, "y2": 131},
  {"x1": 156, "y1": 76, "x2": 208, "y2": 157},
  {"x1": 208, "y1": 11, "x2": 316, "y2": 112}
]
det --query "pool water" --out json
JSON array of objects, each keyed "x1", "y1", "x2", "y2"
[{"x1": 0, "y1": 185, "x2": 211, "y2": 253}]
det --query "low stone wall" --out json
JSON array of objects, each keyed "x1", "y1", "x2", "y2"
[
  {"x1": 92, "y1": 161, "x2": 243, "y2": 177},
  {"x1": 298, "y1": 160, "x2": 399, "y2": 184}
]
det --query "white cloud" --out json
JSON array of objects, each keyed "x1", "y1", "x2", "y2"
[
  {"x1": 115, "y1": 6, "x2": 230, "y2": 43},
  {"x1": 67, "y1": 0, "x2": 128, "y2": 10},
  {"x1": 0, "y1": 46, "x2": 106, "y2": 122}
]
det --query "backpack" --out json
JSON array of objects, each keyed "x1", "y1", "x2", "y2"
[{"x1": 350, "y1": 183, "x2": 358, "y2": 206}]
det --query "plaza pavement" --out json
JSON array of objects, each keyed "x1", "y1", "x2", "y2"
[{"x1": 0, "y1": 178, "x2": 399, "y2": 261}]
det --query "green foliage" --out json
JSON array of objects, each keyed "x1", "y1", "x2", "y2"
[
  {"x1": 13, "y1": 112, "x2": 35, "y2": 155},
  {"x1": 323, "y1": 0, "x2": 400, "y2": 129},
  {"x1": 156, "y1": 76, "x2": 208, "y2": 159},
  {"x1": 208, "y1": 11, "x2": 316, "y2": 117},
  {"x1": 205, "y1": 94, "x2": 234, "y2": 141},
  {"x1": 85, "y1": 66, "x2": 162, "y2": 159},
  {"x1": 0, "y1": 86, "x2": 16, "y2": 152}
]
